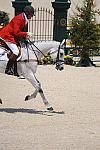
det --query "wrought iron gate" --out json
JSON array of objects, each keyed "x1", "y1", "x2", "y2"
[{"x1": 28, "y1": 7, "x2": 54, "y2": 42}]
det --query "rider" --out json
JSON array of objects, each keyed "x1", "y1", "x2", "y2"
[{"x1": 0, "y1": 5, "x2": 35, "y2": 76}]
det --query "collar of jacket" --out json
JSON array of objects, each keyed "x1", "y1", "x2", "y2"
[{"x1": 22, "y1": 13, "x2": 28, "y2": 25}]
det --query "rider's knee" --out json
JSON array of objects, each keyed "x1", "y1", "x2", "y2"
[
  {"x1": 9, "y1": 53, "x2": 17, "y2": 61},
  {"x1": 6, "y1": 42, "x2": 19, "y2": 56}
]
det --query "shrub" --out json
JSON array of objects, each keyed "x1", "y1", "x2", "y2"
[
  {"x1": 41, "y1": 53, "x2": 53, "y2": 65},
  {"x1": 64, "y1": 55, "x2": 73, "y2": 65}
]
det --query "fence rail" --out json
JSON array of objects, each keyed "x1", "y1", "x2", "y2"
[{"x1": 28, "y1": 7, "x2": 54, "y2": 42}]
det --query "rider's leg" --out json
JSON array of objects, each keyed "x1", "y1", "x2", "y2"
[
  {"x1": 13, "y1": 46, "x2": 21, "y2": 76},
  {"x1": 5, "y1": 42, "x2": 20, "y2": 76},
  {"x1": 5, "y1": 53, "x2": 17, "y2": 75},
  {"x1": 13, "y1": 60, "x2": 19, "y2": 77}
]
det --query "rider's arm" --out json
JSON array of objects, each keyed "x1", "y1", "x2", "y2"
[{"x1": 13, "y1": 17, "x2": 28, "y2": 38}]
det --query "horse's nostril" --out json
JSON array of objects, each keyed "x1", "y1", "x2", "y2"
[
  {"x1": 56, "y1": 66, "x2": 59, "y2": 70},
  {"x1": 60, "y1": 67, "x2": 63, "y2": 70}
]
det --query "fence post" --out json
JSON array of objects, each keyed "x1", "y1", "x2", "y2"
[
  {"x1": 52, "y1": 0, "x2": 71, "y2": 42},
  {"x1": 12, "y1": 0, "x2": 32, "y2": 31}
]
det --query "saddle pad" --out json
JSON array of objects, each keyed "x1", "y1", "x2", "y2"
[
  {"x1": 0, "y1": 47, "x2": 8, "y2": 61},
  {"x1": 0, "y1": 46, "x2": 22, "y2": 61}
]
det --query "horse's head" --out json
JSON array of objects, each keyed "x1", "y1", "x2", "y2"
[
  {"x1": 50, "y1": 45, "x2": 64, "y2": 71},
  {"x1": 55, "y1": 46, "x2": 64, "y2": 71}
]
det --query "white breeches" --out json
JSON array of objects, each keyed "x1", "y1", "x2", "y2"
[{"x1": 6, "y1": 42, "x2": 19, "y2": 56}]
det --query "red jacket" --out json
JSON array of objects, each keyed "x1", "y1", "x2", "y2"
[{"x1": 0, "y1": 13, "x2": 27, "y2": 45}]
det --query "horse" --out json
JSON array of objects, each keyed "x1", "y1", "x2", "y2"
[{"x1": 0, "y1": 38, "x2": 65, "y2": 111}]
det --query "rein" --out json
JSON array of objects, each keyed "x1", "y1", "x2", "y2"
[
  {"x1": 56, "y1": 44, "x2": 60, "y2": 62},
  {"x1": 28, "y1": 39, "x2": 46, "y2": 57},
  {"x1": 56, "y1": 45, "x2": 64, "y2": 63},
  {"x1": 27, "y1": 41, "x2": 39, "y2": 63},
  {"x1": 24, "y1": 39, "x2": 47, "y2": 64}
]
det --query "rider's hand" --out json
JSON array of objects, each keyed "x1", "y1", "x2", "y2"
[{"x1": 27, "y1": 32, "x2": 33, "y2": 38}]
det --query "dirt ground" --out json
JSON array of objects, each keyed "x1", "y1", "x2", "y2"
[{"x1": 0, "y1": 65, "x2": 100, "y2": 150}]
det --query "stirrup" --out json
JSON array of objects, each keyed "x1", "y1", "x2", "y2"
[{"x1": 5, "y1": 69, "x2": 14, "y2": 75}]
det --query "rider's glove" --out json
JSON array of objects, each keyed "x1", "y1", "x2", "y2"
[{"x1": 27, "y1": 32, "x2": 33, "y2": 38}]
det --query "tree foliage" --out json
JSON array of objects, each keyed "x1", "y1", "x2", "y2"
[{"x1": 69, "y1": 0, "x2": 100, "y2": 65}]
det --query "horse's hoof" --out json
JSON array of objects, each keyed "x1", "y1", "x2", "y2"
[
  {"x1": 25, "y1": 95, "x2": 30, "y2": 101},
  {"x1": 0, "y1": 98, "x2": 2, "y2": 104},
  {"x1": 47, "y1": 107, "x2": 53, "y2": 111}
]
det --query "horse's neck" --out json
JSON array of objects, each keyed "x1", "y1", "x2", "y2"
[
  {"x1": 33, "y1": 41, "x2": 60, "y2": 59},
  {"x1": 21, "y1": 41, "x2": 60, "y2": 60}
]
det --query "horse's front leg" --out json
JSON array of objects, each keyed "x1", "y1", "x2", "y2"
[
  {"x1": 25, "y1": 89, "x2": 38, "y2": 101},
  {"x1": 38, "y1": 88, "x2": 53, "y2": 111},
  {"x1": 24, "y1": 69, "x2": 53, "y2": 111},
  {"x1": 35, "y1": 76, "x2": 53, "y2": 111}
]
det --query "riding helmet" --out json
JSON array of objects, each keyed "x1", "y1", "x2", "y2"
[{"x1": 23, "y1": 5, "x2": 35, "y2": 17}]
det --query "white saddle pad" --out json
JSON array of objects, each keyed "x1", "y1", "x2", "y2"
[
  {"x1": 0, "y1": 47, "x2": 22, "y2": 61},
  {"x1": 0, "y1": 47, "x2": 8, "y2": 61}
]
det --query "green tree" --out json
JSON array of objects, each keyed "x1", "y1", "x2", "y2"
[{"x1": 69, "y1": 0, "x2": 100, "y2": 67}]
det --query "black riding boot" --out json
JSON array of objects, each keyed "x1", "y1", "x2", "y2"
[
  {"x1": 5, "y1": 60, "x2": 14, "y2": 75},
  {"x1": 13, "y1": 61, "x2": 19, "y2": 77}
]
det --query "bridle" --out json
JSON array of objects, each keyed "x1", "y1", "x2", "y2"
[{"x1": 55, "y1": 43, "x2": 64, "y2": 69}]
